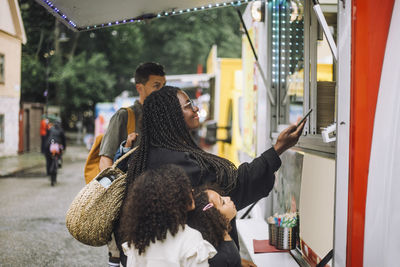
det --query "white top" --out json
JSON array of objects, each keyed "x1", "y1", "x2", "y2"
[{"x1": 122, "y1": 225, "x2": 216, "y2": 267}]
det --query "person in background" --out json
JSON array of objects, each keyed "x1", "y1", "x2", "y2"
[
  {"x1": 116, "y1": 86, "x2": 305, "y2": 267},
  {"x1": 98, "y1": 62, "x2": 166, "y2": 267},
  {"x1": 45, "y1": 121, "x2": 66, "y2": 175},
  {"x1": 40, "y1": 115, "x2": 49, "y2": 154},
  {"x1": 99, "y1": 62, "x2": 166, "y2": 171},
  {"x1": 119, "y1": 164, "x2": 216, "y2": 267}
]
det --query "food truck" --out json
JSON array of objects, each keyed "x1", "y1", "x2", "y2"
[{"x1": 36, "y1": 0, "x2": 400, "y2": 266}]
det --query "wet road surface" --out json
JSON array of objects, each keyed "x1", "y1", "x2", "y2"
[{"x1": 0, "y1": 161, "x2": 107, "y2": 266}]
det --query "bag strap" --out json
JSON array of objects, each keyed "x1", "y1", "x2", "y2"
[
  {"x1": 112, "y1": 146, "x2": 138, "y2": 169},
  {"x1": 125, "y1": 107, "x2": 135, "y2": 135}
]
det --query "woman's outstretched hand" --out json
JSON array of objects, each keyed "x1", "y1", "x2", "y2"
[{"x1": 273, "y1": 120, "x2": 306, "y2": 155}]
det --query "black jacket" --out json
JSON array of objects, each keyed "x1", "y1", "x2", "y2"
[
  {"x1": 45, "y1": 124, "x2": 66, "y2": 150},
  {"x1": 146, "y1": 146, "x2": 281, "y2": 210},
  {"x1": 118, "y1": 146, "x2": 281, "y2": 266},
  {"x1": 145, "y1": 146, "x2": 281, "y2": 245}
]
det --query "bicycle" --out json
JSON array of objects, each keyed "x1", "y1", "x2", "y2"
[{"x1": 48, "y1": 139, "x2": 62, "y2": 186}]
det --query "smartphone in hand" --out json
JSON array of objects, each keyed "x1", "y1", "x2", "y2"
[{"x1": 297, "y1": 108, "x2": 313, "y2": 127}]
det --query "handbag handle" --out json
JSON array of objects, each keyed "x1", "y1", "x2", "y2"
[{"x1": 112, "y1": 146, "x2": 139, "y2": 169}]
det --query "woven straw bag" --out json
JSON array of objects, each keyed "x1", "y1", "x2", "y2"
[{"x1": 66, "y1": 147, "x2": 137, "y2": 246}]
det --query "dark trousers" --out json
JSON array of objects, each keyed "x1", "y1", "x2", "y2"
[
  {"x1": 41, "y1": 136, "x2": 47, "y2": 154},
  {"x1": 45, "y1": 152, "x2": 52, "y2": 175}
]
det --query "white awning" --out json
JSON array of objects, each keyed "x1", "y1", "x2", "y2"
[{"x1": 35, "y1": 0, "x2": 254, "y2": 31}]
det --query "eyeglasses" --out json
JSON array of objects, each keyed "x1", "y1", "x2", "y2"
[{"x1": 182, "y1": 99, "x2": 197, "y2": 111}]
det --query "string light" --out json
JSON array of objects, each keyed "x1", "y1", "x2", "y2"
[
  {"x1": 39, "y1": 0, "x2": 257, "y2": 31},
  {"x1": 40, "y1": 0, "x2": 76, "y2": 28}
]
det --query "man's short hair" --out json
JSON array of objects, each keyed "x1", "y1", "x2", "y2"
[{"x1": 134, "y1": 62, "x2": 165, "y2": 85}]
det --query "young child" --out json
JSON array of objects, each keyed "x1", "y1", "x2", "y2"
[
  {"x1": 118, "y1": 164, "x2": 216, "y2": 267},
  {"x1": 187, "y1": 188, "x2": 242, "y2": 267}
]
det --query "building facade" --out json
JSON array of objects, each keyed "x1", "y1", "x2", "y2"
[{"x1": 0, "y1": 0, "x2": 26, "y2": 156}]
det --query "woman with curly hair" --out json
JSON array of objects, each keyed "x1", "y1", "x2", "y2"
[
  {"x1": 116, "y1": 86, "x2": 305, "y2": 266},
  {"x1": 119, "y1": 164, "x2": 216, "y2": 267},
  {"x1": 187, "y1": 187, "x2": 240, "y2": 267}
]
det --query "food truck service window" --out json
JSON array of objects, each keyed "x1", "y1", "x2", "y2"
[{"x1": 270, "y1": 0, "x2": 337, "y2": 154}]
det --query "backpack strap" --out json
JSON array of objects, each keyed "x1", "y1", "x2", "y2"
[
  {"x1": 125, "y1": 107, "x2": 135, "y2": 135},
  {"x1": 84, "y1": 134, "x2": 103, "y2": 184}
]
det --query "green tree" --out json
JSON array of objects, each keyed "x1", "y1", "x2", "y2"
[
  {"x1": 126, "y1": 7, "x2": 243, "y2": 75},
  {"x1": 19, "y1": 0, "x2": 54, "y2": 103},
  {"x1": 19, "y1": 1, "x2": 245, "y2": 130},
  {"x1": 78, "y1": 26, "x2": 146, "y2": 96},
  {"x1": 50, "y1": 52, "x2": 116, "y2": 127},
  {"x1": 21, "y1": 54, "x2": 46, "y2": 102}
]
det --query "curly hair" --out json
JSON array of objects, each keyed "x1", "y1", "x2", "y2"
[
  {"x1": 118, "y1": 164, "x2": 193, "y2": 255},
  {"x1": 126, "y1": 86, "x2": 237, "y2": 191},
  {"x1": 187, "y1": 187, "x2": 231, "y2": 248}
]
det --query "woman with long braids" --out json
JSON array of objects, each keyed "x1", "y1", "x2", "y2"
[{"x1": 117, "y1": 86, "x2": 305, "y2": 266}]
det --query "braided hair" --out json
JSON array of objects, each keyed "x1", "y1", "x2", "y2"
[{"x1": 126, "y1": 86, "x2": 237, "y2": 192}]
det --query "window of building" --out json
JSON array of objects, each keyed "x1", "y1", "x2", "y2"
[
  {"x1": 0, "y1": 54, "x2": 4, "y2": 84},
  {"x1": 0, "y1": 114, "x2": 4, "y2": 142}
]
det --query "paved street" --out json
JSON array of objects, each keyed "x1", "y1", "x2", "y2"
[{"x1": 0, "y1": 159, "x2": 108, "y2": 266}]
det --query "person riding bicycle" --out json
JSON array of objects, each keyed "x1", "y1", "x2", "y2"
[{"x1": 45, "y1": 121, "x2": 66, "y2": 175}]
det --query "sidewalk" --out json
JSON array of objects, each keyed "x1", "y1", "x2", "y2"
[{"x1": 0, "y1": 145, "x2": 89, "y2": 177}]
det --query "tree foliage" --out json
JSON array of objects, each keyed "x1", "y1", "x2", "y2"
[
  {"x1": 50, "y1": 52, "x2": 116, "y2": 111},
  {"x1": 21, "y1": 54, "x2": 46, "y2": 103},
  {"x1": 19, "y1": 0, "x2": 244, "y2": 129}
]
